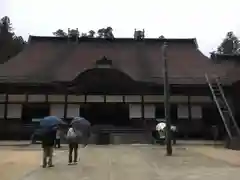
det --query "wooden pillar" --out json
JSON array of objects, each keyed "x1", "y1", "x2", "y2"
[
  {"x1": 64, "y1": 93, "x2": 68, "y2": 119},
  {"x1": 84, "y1": 94, "x2": 87, "y2": 104},
  {"x1": 25, "y1": 93, "x2": 29, "y2": 103},
  {"x1": 45, "y1": 94, "x2": 48, "y2": 103},
  {"x1": 45, "y1": 94, "x2": 49, "y2": 117},
  {"x1": 104, "y1": 95, "x2": 106, "y2": 103},
  {"x1": 4, "y1": 93, "x2": 8, "y2": 120},
  {"x1": 141, "y1": 95, "x2": 145, "y2": 128},
  {"x1": 188, "y1": 95, "x2": 192, "y2": 121}
]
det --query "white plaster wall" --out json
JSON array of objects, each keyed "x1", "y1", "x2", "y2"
[
  {"x1": 0, "y1": 94, "x2": 6, "y2": 102},
  {"x1": 8, "y1": 95, "x2": 26, "y2": 102},
  {"x1": 86, "y1": 95, "x2": 104, "y2": 102},
  {"x1": 129, "y1": 104, "x2": 142, "y2": 118},
  {"x1": 28, "y1": 95, "x2": 46, "y2": 102},
  {"x1": 0, "y1": 104, "x2": 4, "y2": 118},
  {"x1": 191, "y1": 106, "x2": 202, "y2": 118},
  {"x1": 190, "y1": 96, "x2": 212, "y2": 103},
  {"x1": 50, "y1": 104, "x2": 64, "y2": 118},
  {"x1": 143, "y1": 95, "x2": 164, "y2": 102},
  {"x1": 67, "y1": 95, "x2": 85, "y2": 102},
  {"x1": 178, "y1": 105, "x2": 189, "y2": 118},
  {"x1": 67, "y1": 104, "x2": 80, "y2": 118},
  {"x1": 106, "y1": 95, "x2": 123, "y2": 102},
  {"x1": 170, "y1": 96, "x2": 188, "y2": 103},
  {"x1": 125, "y1": 95, "x2": 141, "y2": 102},
  {"x1": 144, "y1": 105, "x2": 155, "y2": 118},
  {"x1": 7, "y1": 104, "x2": 22, "y2": 118},
  {"x1": 48, "y1": 95, "x2": 65, "y2": 102}
]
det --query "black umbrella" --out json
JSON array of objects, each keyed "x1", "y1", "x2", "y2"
[{"x1": 71, "y1": 117, "x2": 91, "y2": 146}]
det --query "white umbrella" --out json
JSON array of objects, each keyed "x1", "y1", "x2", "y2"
[{"x1": 156, "y1": 122, "x2": 166, "y2": 131}]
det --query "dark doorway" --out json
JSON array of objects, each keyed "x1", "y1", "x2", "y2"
[
  {"x1": 202, "y1": 105, "x2": 225, "y2": 139},
  {"x1": 155, "y1": 104, "x2": 165, "y2": 119},
  {"x1": 80, "y1": 103, "x2": 129, "y2": 126},
  {"x1": 22, "y1": 104, "x2": 50, "y2": 124}
]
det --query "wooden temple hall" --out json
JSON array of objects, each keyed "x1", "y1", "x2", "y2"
[{"x1": 0, "y1": 35, "x2": 240, "y2": 143}]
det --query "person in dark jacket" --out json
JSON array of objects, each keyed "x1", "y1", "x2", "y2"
[{"x1": 41, "y1": 128, "x2": 57, "y2": 168}]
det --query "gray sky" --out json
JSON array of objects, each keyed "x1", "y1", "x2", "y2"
[{"x1": 1, "y1": 0, "x2": 240, "y2": 55}]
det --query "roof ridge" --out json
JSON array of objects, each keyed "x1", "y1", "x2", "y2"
[{"x1": 28, "y1": 35, "x2": 197, "y2": 46}]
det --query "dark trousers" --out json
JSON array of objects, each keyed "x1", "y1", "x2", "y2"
[
  {"x1": 69, "y1": 143, "x2": 78, "y2": 163},
  {"x1": 55, "y1": 139, "x2": 61, "y2": 148},
  {"x1": 42, "y1": 146, "x2": 53, "y2": 167},
  {"x1": 172, "y1": 132, "x2": 176, "y2": 145}
]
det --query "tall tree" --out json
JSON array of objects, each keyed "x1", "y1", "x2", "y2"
[
  {"x1": 217, "y1": 31, "x2": 240, "y2": 55},
  {"x1": 97, "y1": 28, "x2": 105, "y2": 38},
  {"x1": 0, "y1": 16, "x2": 26, "y2": 64},
  {"x1": 97, "y1": 27, "x2": 114, "y2": 39},
  {"x1": 88, "y1": 30, "x2": 95, "y2": 38},
  {"x1": 52, "y1": 29, "x2": 67, "y2": 37}
]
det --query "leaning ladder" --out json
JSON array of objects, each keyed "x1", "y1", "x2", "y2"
[{"x1": 205, "y1": 74, "x2": 240, "y2": 139}]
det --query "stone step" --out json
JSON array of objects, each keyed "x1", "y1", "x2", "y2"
[{"x1": 88, "y1": 132, "x2": 152, "y2": 145}]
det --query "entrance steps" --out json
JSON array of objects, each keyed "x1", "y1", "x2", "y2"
[
  {"x1": 110, "y1": 132, "x2": 152, "y2": 144},
  {"x1": 88, "y1": 126, "x2": 152, "y2": 144}
]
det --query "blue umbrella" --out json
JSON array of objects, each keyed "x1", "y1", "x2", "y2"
[{"x1": 40, "y1": 116, "x2": 65, "y2": 128}]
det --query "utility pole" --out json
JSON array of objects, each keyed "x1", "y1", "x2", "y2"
[{"x1": 162, "y1": 42, "x2": 172, "y2": 156}]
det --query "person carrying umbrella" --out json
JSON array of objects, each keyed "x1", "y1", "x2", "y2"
[
  {"x1": 66, "y1": 124, "x2": 79, "y2": 165},
  {"x1": 155, "y1": 119, "x2": 177, "y2": 145},
  {"x1": 66, "y1": 116, "x2": 91, "y2": 165},
  {"x1": 40, "y1": 116, "x2": 65, "y2": 168}
]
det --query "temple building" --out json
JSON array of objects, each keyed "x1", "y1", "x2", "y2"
[{"x1": 0, "y1": 35, "x2": 240, "y2": 143}]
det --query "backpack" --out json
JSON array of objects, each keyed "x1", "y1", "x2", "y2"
[{"x1": 66, "y1": 128, "x2": 78, "y2": 142}]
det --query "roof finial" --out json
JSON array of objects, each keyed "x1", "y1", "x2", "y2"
[{"x1": 134, "y1": 29, "x2": 145, "y2": 40}]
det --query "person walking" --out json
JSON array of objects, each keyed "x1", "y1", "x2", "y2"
[
  {"x1": 66, "y1": 125, "x2": 79, "y2": 165},
  {"x1": 41, "y1": 127, "x2": 57, "y2": 168},
  {"x1": 55, "y1": 128, "x2": 61, "y2": 148},
  {"x1": 171, "y1": 125, "x2": 177, "y2": 145}
]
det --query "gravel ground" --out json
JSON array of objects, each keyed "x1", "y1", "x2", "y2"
[{"x1": 0, "y1": 144, "x2": 236, "y2": 180}]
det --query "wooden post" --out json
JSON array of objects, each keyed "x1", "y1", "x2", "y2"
[
  {"x1": 188, "y1": 95, "x2": 192, "y2": 121},
  {"x1": 4, "y1": 93, "x2": 8, "y2": 120},
  {"x1": 64, "y1": 93, "x2": 68, "y2": 120},
  {"x1": 123, "y1": 95, "x2": 125, "y2": 104},
  {"x1": 45, "y1": 94, "x2": 48, "y2": 103},
  {"x1": 25, "y1": 93, "x2": 29, "y2": 103},
  {"x1": 141, "y1": 95, "x2": 145, "y2": 128},
  {"x1": 104, "y1": 95, "x2": 106, "y2": 103},
  {"x1": 84, "y1": 94, "x2": 87, "y2": 104},
  {"x1": 162, "y1": 42, "x2": 172, "y2": 156}
]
